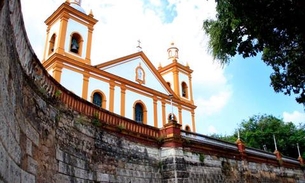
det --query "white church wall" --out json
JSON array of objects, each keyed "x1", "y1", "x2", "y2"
[
  {"x1": 166, "y1": 102, "x2": 178, "y2": 121},
  {"x1": 47, "y1": 21, "x2": 60, "y2": 53},
  {"x1": 162, "y1": 72, "x2": 173, "y2": 88},
  {"x1": 181, "y1": 109, "x2": 193, "y2": 130},
  {"x1": 179, "y1": 72, "x2": 189, "y2": 86},
  {"x1": 113, "y1": 85, "x2": 121, "y2": 114},
  {"x1": 61, "y1": 68, "x2": 83, "y2": 96},
  {"x1": 156, "y1": 100, "x2": 163, "y2": 128}
]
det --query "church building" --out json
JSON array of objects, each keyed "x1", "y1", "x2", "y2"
[{"x1": 41, "y1": 0, "x2": 197, "y2": 132}]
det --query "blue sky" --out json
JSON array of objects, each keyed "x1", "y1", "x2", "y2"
[{"x1": 21, "y1": 0, "x2": 305, "y2": 135}]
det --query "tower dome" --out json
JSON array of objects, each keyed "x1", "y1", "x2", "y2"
[{"x1": 69, "y1": 0, "x2": 86, "y2": 13}]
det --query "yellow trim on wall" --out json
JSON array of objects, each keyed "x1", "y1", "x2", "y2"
[
  {"x1": 173, "y1": 67, "x2": 179, "y2": 96},
  {"x1": 52, "y1": 62, "x2": 63, "y2": 82},
  {"x1": 82, "y1": 72, "x2": 89, "y2": 99},
  {"x1": 85, "y1": 27, "x2": 94, "y2": 64},
  {"x1": 188, "y1": 74, "x2": 194, "y2": 104},
  {"x1": 191, "y1": 110, "x2": 196, "y2": 132},
  {"x1": 109, "y1": 80, "x2": 115, "y2": 112},
  {"x1": 57, "y1": 15, "x2": 69, "y2": 54},
  {"x1": 153, "y1": 96, "x2": 158, "y2": 127},
  {"x1": 120, "y1": 84, "x2": 126, "y2": 116}
]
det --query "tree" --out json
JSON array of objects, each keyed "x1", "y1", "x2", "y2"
[
  {"x1": 215, "y1": 114, "x2": 305, "y2": 158},
  {"x1": 203, "y1": 0, "x2": 305, "y2": 105}
]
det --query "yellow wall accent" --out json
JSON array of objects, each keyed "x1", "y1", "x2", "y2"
[
  {"x1": 52, "y1": 62, "x2": 63, "y2": 82},
  {"x1": 57, "y1": 16, "x2": 69, "y2": 54},
  {"x1": 85, "y1": 27, "x2": 94, "y2": 64},
  {"x1": 153, "y1": 96, "x2": 158, "y2": 127},
  {"x1": 173, "y1": 67, "x2": 179, "y2": 96},
  {"x1": 120, "y1": 85, "x2": 126, "y2": 116},
  {"x1": 191, "y1": 110, "x2": 196, "y2": 132},
  {"x1": 82, "y1": 72, "x2": 89, "y2": 99},
  {"x1": 109, "y1": 80, "x2": 115, "y2": 112}
]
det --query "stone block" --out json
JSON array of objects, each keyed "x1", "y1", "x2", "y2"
[
  {"x1": 96, "y1": 172, "x2": 109, "y2": 182},
  {"x1": 9, "y1": 158, "x2": 21, "y2": 183},
  {"x1": 0, "y1": 143, "x2": 8, "y2": 182},
  {"x1": 0, "y1": 121, "x2": 9, "y2": 150},
  {"x1": 54, "y1": 173, "x2": 70, "y2": 183},
  {"x1": 27, "y1": 157, "x2": 38, "y2": 175},
  {"x1": 56, "y1": 148, "x2": 64, "y2": 161},
  {"x1": 58, "y1": 161, "x2": 67, "y2": 174},
  {"x1": 8, "y1": 129, "x2": 21, "y2": 164},
  {"x1": 26, "y1": 138, "x2": 32, "y2": 156},
  {"x1": 26, "y1": 123, "x2": 39, "y2": 146}
]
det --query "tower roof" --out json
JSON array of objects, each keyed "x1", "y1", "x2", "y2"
[{"x1": 69, "y1": 0, "x2": 86, "y2": 14}]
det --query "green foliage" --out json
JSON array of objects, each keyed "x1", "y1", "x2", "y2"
[
  {"x1": 210, "y1": 133, "x2": 236, "y2": 143},
  {"x1": 213, "y1": 114, "x2": 305, "y2": 158},
  {"x1": 157, "y1": 161, "x2": 163, "y2": 171},
  {"x1": 55, "y1": 89, "x2": 62, "y2": 98},
  {"x1": 75, "y1": 114, "x2": 88, "y2": 125},
  {"x1": 117, "y1": 124, "x2": 126, "y2": 131},
  {"x1": 203, "y1": 0, "x2": 305, "y2": 105},
  {"x1": 156, "y1": 136, "x2": 165, "y2": 144},
  {"x1": 199, "y1": 153, "x2": 205, "y2": 163},
  {"x1": 91, "y1": 112, "x2": 101, "y2": 127}
]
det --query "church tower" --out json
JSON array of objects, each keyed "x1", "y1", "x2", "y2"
[
  {"x1": 158, "y1": 42, "x2": 196, "y2": 131},
  {"x1": 42, "y1": 0, "x2": 97, "y2": 82},
  {"x1": 159, "y1": 42, "x2": 194, "y2": 104}
]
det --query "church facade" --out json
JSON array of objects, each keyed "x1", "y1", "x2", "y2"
[{"x1": 41, "y1": 0, "x2": 197, "y2": 132}]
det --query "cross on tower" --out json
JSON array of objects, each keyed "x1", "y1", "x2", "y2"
[{"x1": 136, "y1": 39, "x2": 142, "y2": 51}]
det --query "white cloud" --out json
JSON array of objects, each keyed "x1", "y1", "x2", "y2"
[
  {"x1": 208, "y1": 125, "x2": 217, "y2": 134},
  {"x1": 196, "y1": 89, "x2": 232, "y2": 116},
  {"x1": 283, "y1": 111, "x2": 305, "y2": 125}
]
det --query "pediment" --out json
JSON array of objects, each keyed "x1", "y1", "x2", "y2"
[{"x1": 95, "y1": 51, "x2": 173, "y2": 95}]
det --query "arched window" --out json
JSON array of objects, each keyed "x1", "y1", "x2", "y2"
[
  {"x1": 185, "y1": 125, "x2": 191, "y2": 132},
  {"x1": 93, "y1": 92, "x2": 102, "y2": 107},
  {"x1": 181, "y1": 82, "x2": 188, "y2": 98},
  {"x1": 48, "y1": 33, "x2": 56, "y2": 55},
  {"x1": 91, "y1": 90, "x2": 106, "y2": 108},
  {"x1": 70, "y1": 33, "x2": 82, "y2": 54},
  {"x1": 135, "y1": 103, "x2": 143, "y2": 123}
]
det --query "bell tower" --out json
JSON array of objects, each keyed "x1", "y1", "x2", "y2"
[
  {"x1": 42, "y1": 0, "x2": 97, "y2": 81},
  {"x1": 158, "y1": 42, "x2": 196, "y2": 132},
  {"x1": 158, "y1": 42, "x2": 194, "y2": 104}
]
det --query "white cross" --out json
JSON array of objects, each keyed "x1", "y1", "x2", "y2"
[{"x1": 136, "y1": 40, "x2": 142, "y2": 51}]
